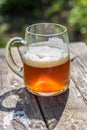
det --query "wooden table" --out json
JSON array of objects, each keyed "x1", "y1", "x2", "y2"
[{"x1": 0, "y1": 42, "x2": 87, "y2": 130}]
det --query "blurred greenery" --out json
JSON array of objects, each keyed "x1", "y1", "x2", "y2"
[{"x1": 0, "y1": 0, "x2": 87, "y2": 48}]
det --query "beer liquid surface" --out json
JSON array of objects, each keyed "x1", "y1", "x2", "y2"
[{"x1": 23, "y1": 42, "x2": 70, "y2": 94}]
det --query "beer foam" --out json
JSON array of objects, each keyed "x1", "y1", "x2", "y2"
[{"x1": 23, "y1": 42, "x2": 69, "y2": 68}]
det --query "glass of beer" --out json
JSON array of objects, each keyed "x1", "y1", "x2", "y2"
[{"x1": 6, "y1": 23, "x2": 70, "y2": 96}]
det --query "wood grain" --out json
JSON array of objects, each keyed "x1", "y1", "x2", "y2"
[
  {"x1": 0, "y1": 42, "x2": 87, "y2": 130},
  {"x1": 70, "y1": 43, "x2": 87, "y2": 105},
  {"x1": 0, "y1": 48, "x2": 47, "y2": 130}
]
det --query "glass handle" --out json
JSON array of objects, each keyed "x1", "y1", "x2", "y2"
[{"x1": 6, "y1": 37, "x2": 26, "y2": 78}]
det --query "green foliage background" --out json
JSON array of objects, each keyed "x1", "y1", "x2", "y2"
[{"x1": 0, "y1": 0, "x2": 87, "y2": 47}]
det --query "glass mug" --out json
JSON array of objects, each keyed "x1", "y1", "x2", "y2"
[{"x1": 6, "y1": 23, "x2": 70, "y2": 96}]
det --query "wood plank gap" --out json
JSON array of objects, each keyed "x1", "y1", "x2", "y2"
[
  {"x1": 35, "y1": 96, "x2": 49, "y2": 130},
  {"x1": 71, "y1": 56, "x2": 78, "y2": 62}
]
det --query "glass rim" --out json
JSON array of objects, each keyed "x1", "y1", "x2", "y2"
[{"x1": 26, "y1": 23, "x2": 67, "y2": 37}]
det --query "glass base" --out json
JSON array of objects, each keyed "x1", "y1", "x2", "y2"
[{"x1": 26, "y1": 86, "x2": 69, "y2": 96}]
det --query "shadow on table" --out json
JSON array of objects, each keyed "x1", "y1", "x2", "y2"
[{"x1": 0, "y1": 87, "x2": 69, "y2": 129}]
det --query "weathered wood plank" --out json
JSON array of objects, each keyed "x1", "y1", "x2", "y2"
[
  {"x1": 54, "y1": 80, "x2": 87, "y2": 130},
  {"x1": 0, "y1": 49, "x2": 47, "y2": 130},
  {"x1": 36, "y1": 42, "x2": 87, "y2": 130},
  {"x1": 70, "y1": 42, "x2": 87, "y2": 105},
  {"x1": 0, "y1": 49, "x2": 7, "y2": 92},
  {"x1": 37, "y1": 80, "x2": 87, "y2": 130},
  {"x1": 0, "y1": 42, "x2": 87, "y2": 130}
]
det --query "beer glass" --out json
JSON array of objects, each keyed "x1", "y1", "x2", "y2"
[{"x1": 6, "y1": 23, "x2": 70, "y2": 96}]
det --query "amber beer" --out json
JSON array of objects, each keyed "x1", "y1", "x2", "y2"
[{"x1": 23, "y1": 43, "x2": 70, "y2": 95}]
